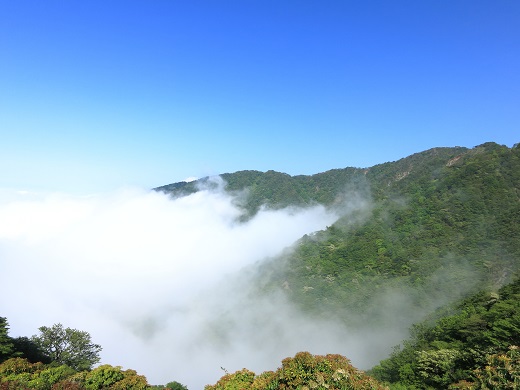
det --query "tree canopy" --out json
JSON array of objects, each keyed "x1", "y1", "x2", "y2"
[
  {"x1": 0, "y1": 318, "x2": 14, "y2": 363},
  {"x1": 205, "y1": 352, "x2": 387, "y2": 390},
  {"x1": 31, "y1": 324, "x2": 102, "y2": 371}
]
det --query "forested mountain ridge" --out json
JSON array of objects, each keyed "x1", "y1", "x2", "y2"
[
  {"x1": 159, "y1": 142, "x2": 520, "y2": 388},
  {"x1": 156, "y1": 143, "x2": 519, "y2": 226},
  {"x1": 157, "y1": 143, "x2": 520, "y2": 299},
  {"x1": 155, "y1": 145, "x2": 474, "y2": 215},
  {"x1": 2, "y1": 142, "x2": 520, "y2": 389},
  {"x1": 265, "y1": 142, "x2": 520, "y2": 320}
]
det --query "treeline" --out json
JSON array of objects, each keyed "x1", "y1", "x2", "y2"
[
  {"x1": 0, "y1": 319, "x2": 186, "y2": 390},
  {"x1": 156, "y1": 145, "x2": 475, "y2": 216}
]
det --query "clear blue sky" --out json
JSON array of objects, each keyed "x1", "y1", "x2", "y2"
[{"x1": 1, "y1": 1, "x2": 519, "y2": 193}]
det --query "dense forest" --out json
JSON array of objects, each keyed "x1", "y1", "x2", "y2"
[
  {"x1": 370, "y1": 278, "x2": 520, "y2": 388},
  {"x1": 159, "y1": 142, "x2": 520, "y2": 322},
  {"x1": 259, "y1": 143, "x2": 520, "y2": 322},
  {"x1": 2, "y1": 142, "x2": 519, "y2": 388},
  {"x1": 158, "y1": 142, "x2": 520, "y2": 389}
]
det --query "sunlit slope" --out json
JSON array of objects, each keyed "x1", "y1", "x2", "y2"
[
  {"x1": 370, "y1": 276, "x2": 520, "y2": 388},
  {"x1": 156, "y1": 145, "x2": 471, "y2": 214},
  {"x1": 158, "y1": 142, "x2": 520, "y2": 322},
  {"x1": 265, "y1": 142, "x2": 520, "y2": 323}
]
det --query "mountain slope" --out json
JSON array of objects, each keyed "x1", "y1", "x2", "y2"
[
  {"x1": 370, "y1": 276, "x2": 520, "y2": 388},
  {"x1": 157, "y1": 142, "x2": 520, "y2": 325},
  {"x1": 155, "y1": 145, "x2": 471, "y2": 215},
  {"x1": 265, "y1": 143, "x2": 520, "y2": 324}
]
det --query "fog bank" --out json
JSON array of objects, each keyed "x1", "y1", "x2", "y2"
[{"x1": 0, "y1": 183, "x2": 359, "y2": 388}]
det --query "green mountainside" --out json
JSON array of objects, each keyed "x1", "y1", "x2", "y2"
[
  {"x1": 370, "y1": 278, "x2": 520, "y2": 388},
  {"x1": 158, "y1": 143, "x2": 520, "y2": 311},
  {"x1": 155, "y1": 142, "x2": 520, "y2": 388},
  {"x1": 156, "y1": 146, "x2": 473, "y2": 216},
  {"x1": 2, "y1": 142, "x2": 518, "y2": 389},
  {"x1": 259, "y1": 142, "x2": 520, "y2": 323}
]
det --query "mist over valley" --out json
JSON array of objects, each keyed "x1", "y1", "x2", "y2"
[
  {"x1": 2, "y1": 142, "x2": 520, "y2": 389},
  {"x1": 2, "y1": 1, "x2": 519, "y2": 387}
]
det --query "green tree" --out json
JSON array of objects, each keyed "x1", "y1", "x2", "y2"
[
  {"x1": 451, "y1": 346, "x2": 520, "y2": 389},
  {"x1": 205, "y1": 352, "x2": 387, "y2": 390},
  {"x1": 32, "y1": 324, "x2": 101, "y2": 371},
  {"x1": 84, "y1": 365, "x2": 124, "y2": 389},
  {"x1": 165, "y1": 381, "x2": 188, "y2": 390},
  {"x1": 11, "y1": 337, "x2": 50, "y2": 364},
  {"x1": 0, "y1": 318, "x2": 14, "y2": 363},
  {"x1": 371, "y1": 277, "x2": 520, "y2": 388},
  {"x1": 416, "y1": 349, "x2": 461, "y2": 388},
  {"x1": 0, "y1": 357, "x2": 44, "y2": 389},
  {"x1": 28, "y1": 364, "x2": 76, "y2": 390},
  {"x1": 81, "y1": 364, "x2": 148, "y2": 390},
  {"x1": 205, "y1": 368, "x2": 255, "y2": 390}
]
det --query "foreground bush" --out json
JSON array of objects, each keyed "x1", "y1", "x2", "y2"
[
  {"x1": 451, "y1": 346, "x2": 520, "y2": 389},
  {"x1": 205, "y1": 352, "x2": 387, "y2": 390},
  {"x1": 0, "y1": 358, "x2": 150, "y2": 390}
]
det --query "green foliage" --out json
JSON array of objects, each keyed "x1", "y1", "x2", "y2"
[
  {"x1": 32, "y1": 324, "x2": 101, "y2": 371},
  {"x1": 51, "y1": 371, "x2": 87, "y2": 390},
  {"x1": 0, "y1": 358, "x2": 71, "y2": 390},
  {"x1": 471, "y1": 345, "x2": 520, "y2": 389},
  {"x1": 0, "y1": 321, "x2": 153, "y2": 389},
  {"x1": 0, "y1": 358, "x2": 151, "y2": 390},
  {"x1": 0, "y1": 319, "x2": 14, "y2": 363},
  {"x1": 164, "y1": 381, "x2": 188, "y2": 390},
  {"x1": 273, "y1": 352, "x2": 386, "y2": 390},
  {"x1": 205, "y1": 352, "x2": 387, "y2": 390},
  {"x1": 28, "y1": 365, "x2": 76, "y2": 390},
  {"x1": 0, "y1": 358, "x2": 43, "y2": 376},
  {"x1": 415, "y1": 349, "x2": 461, "y2": 388},
  {"x1": 248, "y1": 143, "x2": 520, "y2": 329},
  {"x1": 0, "y1": 318, "x2": 49, "y2": 365},
  {"x1": 371, "y1": 278, "x2": 520, "y2": 388},
  {"x1": 205, "y1": 368, "x2": 256, "y2": 390},
  {"x1": 159, "y1": 167, "x2": 372, "y2": 218},
  {"x1": 159, "y1": 144, "x2": 520, "y2": 323},
  {"x1": 451, "y1": 346, "x2": 520, "y2": 389},
  {"x1": 113, "y1": 369, "x2": 149, "y2": 389},
  {"x1": 11, "y1": 337, "x2": 50, "y2": 364},
  {"x1": 76, "y1": 365, "x2": 150, "y2": 390},
  {"x1": 159, "y1": 142, "x2": 520, "y2": 388},
  {"x1": 83, "y1": 365, "x2": 125, "y2": 389}
]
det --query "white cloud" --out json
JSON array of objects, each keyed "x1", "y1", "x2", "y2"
[{"x1": 0, "y1": 183, "x2": 349, "y2": 388}]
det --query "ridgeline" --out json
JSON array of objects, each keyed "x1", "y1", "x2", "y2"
[
  {"x1": 2, "y1": 142, "x2": 519, "y2": 389},
  {"x1": 156, "y1": 142, "x2": 520, "y2": 388}
]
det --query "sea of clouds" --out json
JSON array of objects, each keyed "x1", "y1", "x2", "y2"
[
  {"x1": 1, "y1": 177, "x2": 481, "y2": 389},
  {"x1": 1, "y1": 181, "x2": 375, "y2": 388}
]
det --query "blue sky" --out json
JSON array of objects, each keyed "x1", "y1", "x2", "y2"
[{"x1": 1, "y1": 1, "x2": 519, "y2": 193}]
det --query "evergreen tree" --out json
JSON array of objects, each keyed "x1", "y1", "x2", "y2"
[{"x1": 0, "y1": 317, "x2": 14, "y2": 363}]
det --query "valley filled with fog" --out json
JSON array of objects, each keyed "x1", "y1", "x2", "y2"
[{"x1": 0, "y1": 181, "x2": 371, "y2": 388}]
